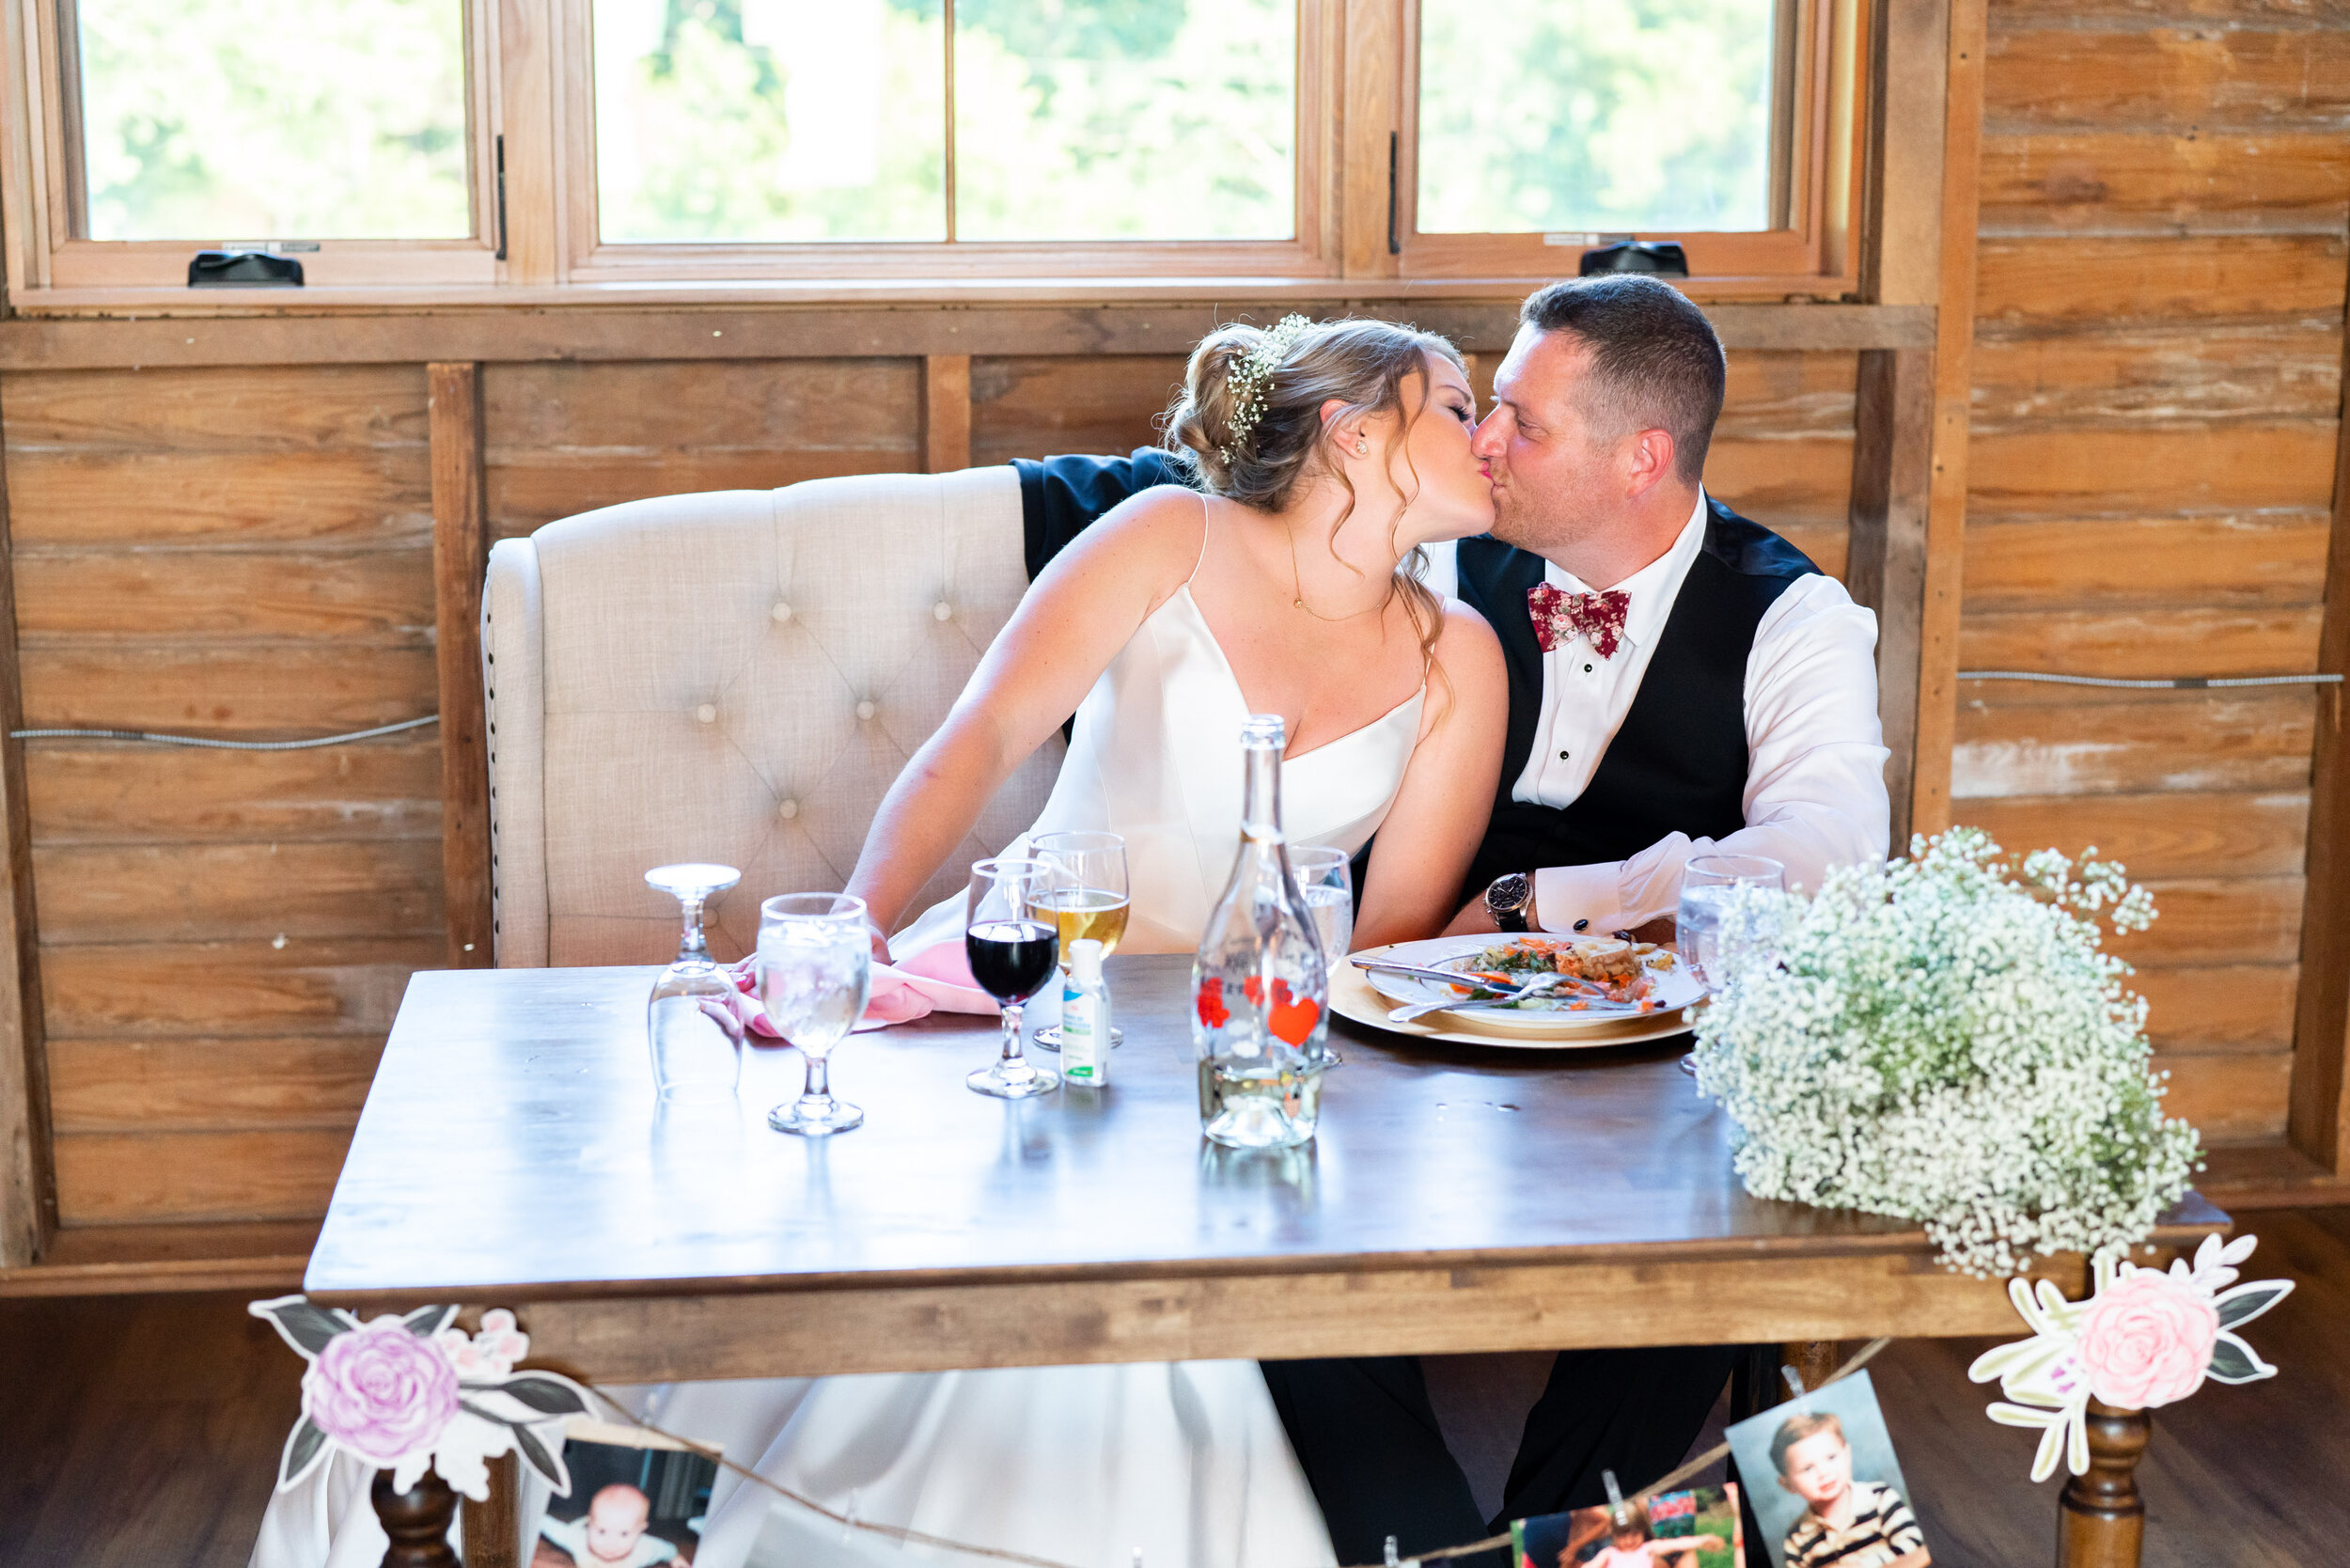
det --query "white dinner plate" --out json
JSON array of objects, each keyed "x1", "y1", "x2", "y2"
[{"x1": 1353, "y1": 934, "x2": 1705, "y2": 1039}]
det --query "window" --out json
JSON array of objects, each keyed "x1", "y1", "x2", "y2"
[
  {"x1": 73, "y1": 0, "x2": 472, "y2": 241},
  {"x1": 1400, "y1": 0, "x2": 1859, "y2": 287},
  {"x1": 14, "y1": 0, "x2": 494, "y2": 289},
  {"x1": 571, "y1": 0, "x2": 1320, "y2": 279},
  {"x1": 0, "y1": 0, "x2": 1861, "y2": 301}
]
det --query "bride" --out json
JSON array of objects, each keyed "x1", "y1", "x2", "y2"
[{"x1": 249, "y1": 317, "x2": 1507, "y2": 1568}]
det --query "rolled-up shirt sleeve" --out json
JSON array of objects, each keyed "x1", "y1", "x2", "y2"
[{"x1": 1534, "y1": 574, "x2": 1891, "y2": 933}]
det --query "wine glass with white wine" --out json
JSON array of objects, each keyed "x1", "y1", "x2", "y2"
[{"x1": 1029, "y1": 830, "x2": 1130, "y2": 1052}]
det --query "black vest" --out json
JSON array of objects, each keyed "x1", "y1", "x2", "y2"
[{"x1": 1453, "y1": 498, "x2": 1817, "y2": 900}]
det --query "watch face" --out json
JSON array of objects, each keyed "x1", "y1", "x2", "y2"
[{"x1": 1489, "y1": 873, "x2": 1529, "y2": 913}]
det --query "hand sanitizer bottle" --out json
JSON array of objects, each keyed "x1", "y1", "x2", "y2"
[{"x1": 1061, "y1": 937, "x2": 1110, "y2": 1086}]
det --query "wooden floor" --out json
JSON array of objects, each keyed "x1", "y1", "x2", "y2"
[{"x1": 5, "y1": 1210, "x2": 2348, "y2": 1568}]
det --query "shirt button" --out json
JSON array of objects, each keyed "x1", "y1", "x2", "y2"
[
  {"x1": 1584, "y1": 664, "x2": 1594, "y2": 673},
  {"x1": 1559, "y1": 750, "x2": 1570, "y2": 760},
  {"x1": 1573, "y1": 918, "x2": 1590, "y2": 932}
]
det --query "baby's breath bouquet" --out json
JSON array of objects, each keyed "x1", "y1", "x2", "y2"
[{"x1": 1690, "y1": 828, "x2": 2201, "y2": 1277}]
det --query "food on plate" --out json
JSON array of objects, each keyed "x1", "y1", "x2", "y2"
[{"x1": 1441, "y1": 936, "x2": 1668, "y2": 1011}]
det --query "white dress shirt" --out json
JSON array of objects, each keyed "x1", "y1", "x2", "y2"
[{"x1": 1423, "y1": 492, "x2": 1890, "y2": 933}]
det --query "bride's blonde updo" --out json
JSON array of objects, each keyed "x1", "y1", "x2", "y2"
[
  {"x1": 1163, "y1": 315, "x2": 1468, "y2": 679},
  {"x1": 1163, "y1": 316, "x2": 1467, "y2": 510}
]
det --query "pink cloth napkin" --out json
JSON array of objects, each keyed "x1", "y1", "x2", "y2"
[{"x1": 726, "y1": 944, "x2": 997, "y2": 1035}]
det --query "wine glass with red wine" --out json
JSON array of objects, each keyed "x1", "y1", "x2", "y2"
[{"x1": 964, "y1": 856, "x2": 1061, "y2": 1099}]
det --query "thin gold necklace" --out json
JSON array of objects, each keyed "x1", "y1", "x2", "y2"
[{"x1": 1287, "y1": 519, "x2": 1392, "y2": 621}]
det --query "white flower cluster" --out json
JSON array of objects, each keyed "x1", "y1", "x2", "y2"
[
  {"x1": 1689, "y1": 828, "x2": 2201, "y2": 1278},
  {"x1": 1218, "y1": 313, "x2": 1313, "y2": 462}
]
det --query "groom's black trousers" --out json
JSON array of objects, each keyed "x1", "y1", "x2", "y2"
[{"x1": 1260, "y1": 1344, "x2": 1740, "y2": 1565}]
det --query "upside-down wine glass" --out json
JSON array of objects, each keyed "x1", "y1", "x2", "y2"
[
  {"x1": 644, "y1": 863, "x2": 747, "y2": 1101},
  {"x1": 1031, "y1": 829, "x2": 1130, "y2": 1052},
  {"x1": 758, "y1": 892, "x2": 873, "y2": 1135},
  {"x1": 964, "y1": 857, "x2": 1061, "y2": 1099}
]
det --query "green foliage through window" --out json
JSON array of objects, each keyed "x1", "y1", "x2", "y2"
[{"x1": 77, "y1": 0, "x2": 470, "y2": 241}]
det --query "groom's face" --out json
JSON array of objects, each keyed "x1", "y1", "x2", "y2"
[{"x1": 1472, "y1": 325, "x2": 1622, "y2": 557}]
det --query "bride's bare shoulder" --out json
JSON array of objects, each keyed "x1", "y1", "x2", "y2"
[
  {"x1": 1426, "y1": 598, "x2": 1507, "y2": 720},
  {"x1": 1045, "y1": 483, "x2": 1209, "y2": 588}
]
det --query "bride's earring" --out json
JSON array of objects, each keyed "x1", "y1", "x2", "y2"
[{"x1": 1353, "y1": 437, "x2": 1369, "y2": 457}]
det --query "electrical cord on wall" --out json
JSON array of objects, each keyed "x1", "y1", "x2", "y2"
[{"x1": 8, "y1": 715, "x2": 440, "y2": 750}]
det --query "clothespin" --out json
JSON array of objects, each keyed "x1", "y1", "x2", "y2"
[
  {"x1": 1132, "y1": 1550, "x2": 1145, "y2": 1568},
  {"x1": 841, "y1": 1490, "x2": 860, "y2": 1544},
  {"x1": 1384, "y1": 1534, "x2": 1402, "y2": 1567},
  {"x1": 1783, "y1": 1364, "x2": 1808, "y2": 1399},
  {"x1": 1604, "y1": 1468, "x2": 1634, "y2": 1530}
]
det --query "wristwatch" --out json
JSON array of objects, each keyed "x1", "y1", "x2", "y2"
[{"x1": 1485, "y1": 871, "x2": 1535, "y2": 933}]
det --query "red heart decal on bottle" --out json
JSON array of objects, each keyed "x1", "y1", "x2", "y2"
[
  {"x1": 1242, "y1": 976, "x2": 1321, "y2": 1045},
  {"x1": 1196, "y1": 977, "x2": 1230, "y2": 1029}
]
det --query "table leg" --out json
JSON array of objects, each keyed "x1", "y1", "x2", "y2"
[
  {"x1": 2056, "y1": 1400, "x2": 2148, "y2": 1568},
  {"x1": 373, "y1": 1467, "x2": 462, "y2": 1568},
  {"x1": 460, "y1": 1452, "x2": 520, "y2": 1568}
]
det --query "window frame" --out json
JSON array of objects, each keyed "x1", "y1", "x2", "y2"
[
  {"x1": 3, "y1": 0, "x2": 500, "y2": 291},
  {"x1": 1393, "y1": 0, "x2": 1865, "y2": 297},
  {"x1": 551, "y1": 0, "x2": 1344, "y2": 284},
  {"x1": 0, "y1": 0, "x2": 1867, "y2": 308}
]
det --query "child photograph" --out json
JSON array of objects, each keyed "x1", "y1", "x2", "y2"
[
  {"x1": 1724, "y1": 1370, "x2": 1932, "y2": 1568},
  {"x1": 531, "y1": 1421, "x2": 719, "y2": 1568},
  {"x1": 1512, "y1": 1485, "x2": 1743, "y2": 1568}
]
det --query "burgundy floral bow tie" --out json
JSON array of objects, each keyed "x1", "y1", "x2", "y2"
[{"x1": 1528, "y1": 584, "x2": 1631, "y2": 659}]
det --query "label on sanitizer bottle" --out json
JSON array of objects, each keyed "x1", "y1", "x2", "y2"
[{"x1": 1062, "y1": 937, "x2": 1108, "y2": 1086}]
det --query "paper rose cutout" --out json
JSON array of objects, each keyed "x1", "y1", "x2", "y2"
[
  {"x1": 1967, "y1": 1233, "x2": 2291, "y2": 1482},
  {"x1": 2076, "y1": 1270, "x2": 2219, "y2": 1408},
  {"x1": 304, "y1": 1318, "x2": 462, "y2": 1467},
  {"x1": 251, "y1": 1296, "x2": 592, "y2": 1500}
]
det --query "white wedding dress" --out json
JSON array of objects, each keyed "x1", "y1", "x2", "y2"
[{"x1": 252, "y1": 507, "x2": 1427, "y2": 1568}]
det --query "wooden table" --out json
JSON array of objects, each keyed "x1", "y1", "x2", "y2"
[{"x1": 309, "y1": 955, "x2": 2223, "y2": 1565}]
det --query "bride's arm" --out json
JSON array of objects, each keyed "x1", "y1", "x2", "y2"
[
  {"x1": 1353, "y1": 602, "x2": 1508, "y2": 949},
  {"x1": 843, "y1": 487, "x2": 1203, "y2": 940}
]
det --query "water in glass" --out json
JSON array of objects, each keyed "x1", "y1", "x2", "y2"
[
  {"x1": 644, "y1": 863, "x2": 746, "y2": 1101},
  {"x1": 1192, "y1": 716, "x2": 1332, "y2": 1149},
  {"x1": 758, "y1": 893, "x2": 872, "y2": 1136},
  {"x1": 1290, "y1": 845, "x2": 1355, "y2": 973},
  {"x1": 1677, "y1": 854, "x2": 1786, "y2": 992}
]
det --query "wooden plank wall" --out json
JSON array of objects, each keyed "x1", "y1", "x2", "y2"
[
  {"x1": 0, "y1": 343, "x2": 1854, "y2": 1237},
  {"x1": 1952, "y1": 0, "x2": 2349, "y2": 1144},
  {"x1": 1, "y1": 367, "x2": 446, "y2": 1227}
]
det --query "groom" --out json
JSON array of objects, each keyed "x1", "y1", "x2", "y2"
[{"x1": 1013, "y1": 275, "x2": 1889, "y2": 1560}]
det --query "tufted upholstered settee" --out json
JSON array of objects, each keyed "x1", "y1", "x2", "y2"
[{"x1": 480, "y1": 468, "x2": 1064, "y2": 967}]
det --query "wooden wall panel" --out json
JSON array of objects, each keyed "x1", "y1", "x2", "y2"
[
  {"x1": 2, "y1": 364, "x2": 447, "y2": 1231},
  {"x1": 1953, "y1": 0, "x2": 2349, "y2": 1145},
  {"x1": 483, "y1": 360, "x2": 920, "y2": 539}
]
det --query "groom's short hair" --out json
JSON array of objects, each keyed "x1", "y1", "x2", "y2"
[{"x1": 1519, "y1": 276, "x2": 1726, "y2": 483}]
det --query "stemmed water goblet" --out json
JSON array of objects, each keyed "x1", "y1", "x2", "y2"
[
  {"x1": 758, "y1": 892, "x2": 873, "y2": 1136},
  {"x1": 1290, "y1": 845, "x2": 1355, "y2": 972},
  {"x1": 1676, "y1": 853, "x2": 1785, "y2": 1075},
  {"x1": 1030, "y1": 830, "x2": 1130, "y2": 1052},
  {"x1": 644, "y1": 863, "x2": 747, "y2": 1101},
  {"x1": 964, "y1": 857, "x2": 1061, "y2": 1099}
]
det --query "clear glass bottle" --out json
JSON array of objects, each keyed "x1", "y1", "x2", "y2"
[{"x1": 1192, "y1": 715, "x2": 1332, "y2": 1148}]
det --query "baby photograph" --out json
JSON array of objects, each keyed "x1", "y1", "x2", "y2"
[
  {"x1": 531, "y1": 1421, "x2": 719, "y2": 1568},
  {"x1": 1724, "y1": 1370, "x2": 1932, "y2": 1568},
  {"x1": 1511, "y1": 1484, "x2": 1743, "y2": 1568}
]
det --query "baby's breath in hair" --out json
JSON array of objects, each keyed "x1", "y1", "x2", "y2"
[{"x1": 1218, "y1": 314, "x2": 1315, "y2": 463}]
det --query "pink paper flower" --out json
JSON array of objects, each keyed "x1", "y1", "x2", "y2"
[
  {"x1": 2076, "y1": 1269, "x2": 2219, "y2": 1409},
  {"x1": 302, "y1": 1319, "x2": 461, "y2": 1465}
]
